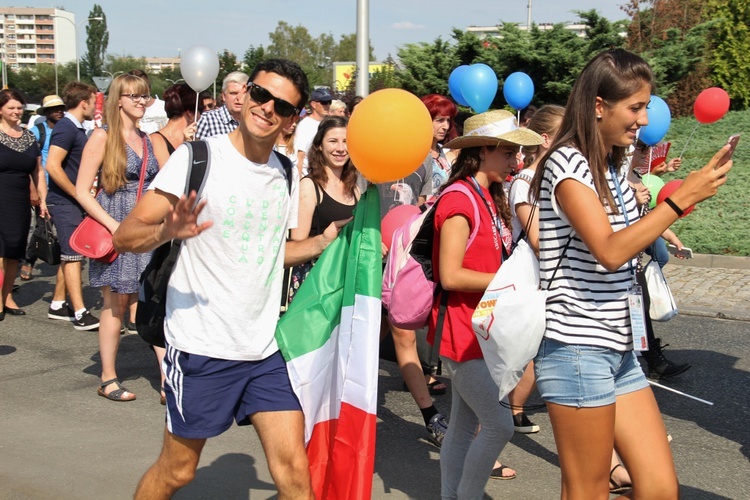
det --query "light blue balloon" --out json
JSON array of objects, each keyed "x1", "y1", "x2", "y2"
[
  {"x1": 639, "y1": 95, "x2": 671, "y2": 146},
  {"x1": 459, "y1": 64, "x2": 498, "y2": 113},
  {"x1": 503, "y1": 72, "x2": 534, "y2": 110},
  {"x1": 448, "y1": 65, "x2": 470, "y2": 107}
]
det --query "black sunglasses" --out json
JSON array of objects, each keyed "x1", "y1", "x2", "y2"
[{"x1": 247, "y1": 82, "x2": 300, "y2": 118}]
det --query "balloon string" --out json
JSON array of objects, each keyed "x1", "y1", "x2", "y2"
[
  {"x1": 647, "y1": 146, "x2": 653, "y2": 176},
  {"x1": 678, "y1": 122, "x2": 699, "y2": 159},
  {"x1": 194, "y1": 92, "x2": 199, "y2": 127},
  {"x1": 517, "y1": 110, "x2": 521, "y2": 124}
]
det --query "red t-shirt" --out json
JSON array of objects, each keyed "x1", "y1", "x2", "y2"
[{"x1": 427, "y1": 179, "x2": 508, "y2": 362}]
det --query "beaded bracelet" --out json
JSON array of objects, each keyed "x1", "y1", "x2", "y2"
[{"x1": 664, "y1": 197, "x2": 684, "y2": 217}]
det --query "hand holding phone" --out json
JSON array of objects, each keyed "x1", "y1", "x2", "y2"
[
  {"x1": 717, "y1": 134, "x2": 740, "y2": 168},
  {"x1": 666, "y1": 244, "x2": 693, "y2": 259}
]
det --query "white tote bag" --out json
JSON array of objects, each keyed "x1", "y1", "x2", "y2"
[
  {"x1": 472, "y1": 239, "x2": 546, "y2": 400},
  {"x1": 644, "y1": 259, "x2": 678, "y2": 321}
]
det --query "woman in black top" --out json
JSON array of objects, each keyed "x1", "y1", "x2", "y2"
[
  {"x1": 0, "y1": 89, "x2": 47, "y2": 319},
  {"x1": 150, "y1": 83, "x2": 200, "y2": 167},
  {"x1": 288, "y1": 116, "x2": 358, "y2": 303}
]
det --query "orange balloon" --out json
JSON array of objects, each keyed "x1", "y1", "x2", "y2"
[{"x1": 347, "y1": 89, "x2": 433, "y2": 183}]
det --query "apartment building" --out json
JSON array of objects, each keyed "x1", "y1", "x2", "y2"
[{"x1": 0, "y1": 7, "x2": 76, "y2": 70}]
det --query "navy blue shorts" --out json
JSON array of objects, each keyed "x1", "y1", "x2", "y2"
[
  {"x1": 47, "y1": 202, "x2": 84, "y2": 260},
  {"x1": 163, "y1": 346, "x2": 302, "y2": 439}
]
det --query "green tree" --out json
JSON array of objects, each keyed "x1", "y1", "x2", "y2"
[
  {"x1": 333, "y1": 33, "x2": 375, "y2": 63},
  {"x1": 705, "y1": 0, "x2": 750, "y2": 108},
  {"x1": 266, "y1": 21, "x2": 337, "y2": 88},
  {"x1": 81, "y1": 4, "x2": 109, "y2": 81},
  {"x1": 395, "y1": 37, "x2": 458, "y2": 97},
  {"x1": 243, "y1": 45, "x2": 265, "y2": 72},
  {"x1": 216, "y1": 49, "x2": 241, "y2": 88}
]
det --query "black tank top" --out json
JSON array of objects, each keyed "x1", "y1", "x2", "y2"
[
  {"x1": 309, "y1": 184, "x2": 357, "y2": 237},
  {"x1": 153, "y1": 131, "x2": 175, "y2": 155}
]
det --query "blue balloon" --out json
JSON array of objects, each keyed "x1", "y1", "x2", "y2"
[
  {"x1": 448, "y1": 65, "x2": 470, "y2": 107},
  {"x1": 503, "y1": 72, "x2": 534, "y2": 110},
  {"x1": 459, "y1": 64, "x2": 498, "y2": 113},
  {"x1": 639, "y1": 95, "x2": 672, "y2": 146}
]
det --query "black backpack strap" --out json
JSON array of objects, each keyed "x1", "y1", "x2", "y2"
[
  {"x1": 167, "y1": 141, "x2": 211, "y2": 276},
  {"x1": 273, "y1": 150, "x2": 293, "y2": 194},
  {"x1": 35, "y1": 122, "x2": 46, "y2": 150}
]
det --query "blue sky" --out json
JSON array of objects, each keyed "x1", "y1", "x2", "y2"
[{"x1": 27, "y1": 1, "x2": 628, "y2": 61}]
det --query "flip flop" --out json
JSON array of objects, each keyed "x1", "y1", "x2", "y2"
[
  {"x1": 490, "y1": 464, "x2": 517, "y2": 480},
  {"x1": 609, "y1": 464, "x2": 632, "y2": 494},
  {"x1": 427, "y1": 380, "x2": 447, "y2": 395}
]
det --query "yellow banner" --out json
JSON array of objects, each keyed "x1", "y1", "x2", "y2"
[{"x1": 333, "y1": 63, "x2": 384, "y2": 91}]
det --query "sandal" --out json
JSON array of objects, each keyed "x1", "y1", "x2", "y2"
[
  {"x1": 609, "y1": 464, "x2": 632, "y2": 494},
  {"x1": 490, "y1": 464, "x2": 517, "y2": 480},
  {"x1": 401, "y1": 379, "x2": 447, "y2": 396},
  {"x1": 97, "y1": 378, "x2": 136, "y2": 402},
  {"x1": 19, "y1": 263, "x2": 33, "y2": 281}
]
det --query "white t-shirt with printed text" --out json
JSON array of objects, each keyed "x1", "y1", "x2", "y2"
[{"x1": 149, "y1": 134, "x2": 299, "y2": 361}]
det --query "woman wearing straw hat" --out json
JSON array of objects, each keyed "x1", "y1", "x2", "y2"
[{"x1": 426, "y1": 109, "x2": 542, "y2": 498}]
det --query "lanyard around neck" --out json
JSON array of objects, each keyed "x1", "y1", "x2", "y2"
[
  {"x1": 468, "y1": 176, "x2": 509, "y2": 259},
  {"x1": 609, "y1": 161, "x2": 635, "y2": 280}
]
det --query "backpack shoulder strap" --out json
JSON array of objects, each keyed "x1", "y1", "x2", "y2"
[
  {"x1": 441, "y1": 183, "x2": 481, "y2": 248},
  {"x1": 273, "y1": 150, "x2": 293, "y2": 194},
  {"x1": 35, "y1": 122, "x2": 46, "y2": 149},
  {"x1": 184, "y1": 140, "x2": 211, "y2": 199}
]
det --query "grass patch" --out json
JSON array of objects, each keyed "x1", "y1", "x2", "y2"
[{"x1": 659, "y1": 110, "x2": 749, "y2": 256}]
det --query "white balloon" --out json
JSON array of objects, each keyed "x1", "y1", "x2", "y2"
[{"x1": 180, "y1": 45, "x2": 220, "y2": 92}]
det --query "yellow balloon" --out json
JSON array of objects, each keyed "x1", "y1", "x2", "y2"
[{"x1": 347, "y1": 89, "x2": 433, "y2": 183}]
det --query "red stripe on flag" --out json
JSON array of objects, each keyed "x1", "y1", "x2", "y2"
[{"x1": 307, "y1": 402, "x2": 377, "y2": 500}]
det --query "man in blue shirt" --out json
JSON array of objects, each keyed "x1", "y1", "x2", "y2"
[{"x1": 45, "y1": 82, "x2": 100, "y2": 331}]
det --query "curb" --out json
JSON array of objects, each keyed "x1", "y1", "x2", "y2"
[
  {"x1": 668, "y1": 253, "x2": 750, "y2": 270},
  {"x1": 676, "y1": 307, "x2": 750, "y2": 323}
]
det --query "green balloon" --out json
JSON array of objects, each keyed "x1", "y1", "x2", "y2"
[{"x1": 642, "y1": 175, "x2": 665, "y2": 209}]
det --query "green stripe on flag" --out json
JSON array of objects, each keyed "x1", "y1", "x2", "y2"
[{"x1": 276, "y1": 186, "x2": 382, "y2": 361}]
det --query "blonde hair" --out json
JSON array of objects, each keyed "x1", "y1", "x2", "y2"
[
  {"x1": 329, "y1": 99, "x2": 346, "y2": 115},
  {"x1": 100, "y1": 74, "x2": 149, "y2": 194}
]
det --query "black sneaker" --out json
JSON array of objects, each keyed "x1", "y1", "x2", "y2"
[
  {"x1": 426, "y1": 413, "x2": 448, "y2": 448},
  {"x1": 513, "y1": 413, "x2": 540, "y2": 434},
  {"x1": 48, "y1": 303, "x2": 75, "y2": 321},
  {"x1": 73, "y1": 310, "x2": 100, "y2": 331},
  {"x1": 125, "y1": 321, "x2": 138, "y2": 334}
]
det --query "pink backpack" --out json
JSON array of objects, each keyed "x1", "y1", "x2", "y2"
[{"x1": 382, "y1": 183, "x2": 480, "y2": 330}]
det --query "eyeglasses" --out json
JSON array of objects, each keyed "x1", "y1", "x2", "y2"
[
  {"x1": 247, "y1": 82, "x2": 299, "y2": 118},
  {"x1": 203, "y1": 103, "x2": 216, "y2": 110},
  {"x1": 121, "y1": 94, "x2": 152, "y2": 103}
]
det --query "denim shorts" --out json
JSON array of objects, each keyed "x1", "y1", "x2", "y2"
[{"x1": 534, "y1": 337, "x2": 649, "y2": 408}]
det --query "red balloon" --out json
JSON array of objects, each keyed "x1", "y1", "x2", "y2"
[
  {"x1": 656, "y1": 180, "x2": 695, "y2": 217},
  {"x1": 381, "y1": 204, "x2": 421, "y2": 250},
  {"x1": 694, "y1": 87, "x2": 730, "y2": 124}
]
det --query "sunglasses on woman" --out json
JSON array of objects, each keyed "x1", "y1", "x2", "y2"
[{"x1": 247, "y1": 82, "x2": 299, "y2": 118}]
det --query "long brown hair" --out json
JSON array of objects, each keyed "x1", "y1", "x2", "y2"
[
  {"x1": 531, "y1": 49, "x2": 654, "y2": 213},
  {"x1": 440, "y1": 146, "x2": 512, "y2": 230},
  {"x1": 100, "y1": 74, "x2": 149, "y2": 194},
  {"x1": 307, "y1": 116, "x2": 357, "y2": 198}
]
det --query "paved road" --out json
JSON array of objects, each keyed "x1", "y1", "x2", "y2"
[{"x1": 0, "y1": 259, "x2": 748, "y2": 499}]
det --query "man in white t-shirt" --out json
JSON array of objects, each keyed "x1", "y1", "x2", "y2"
[
  {"x1": 293, "y1": 87, "x2": 333, "y2": 175},
  {"x1": 114, "y1": 59, "x2": 344, "y2": 499}
]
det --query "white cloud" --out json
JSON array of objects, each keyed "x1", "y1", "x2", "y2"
[{"x1": 391, "y1": 21, "x2": 427, "y2": 30}]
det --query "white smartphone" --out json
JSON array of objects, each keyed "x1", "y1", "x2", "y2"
[
  {"x1": 717, "y1": 134, "x2": 740, "y2": 168},
  {"x1": 666, "y1": 244, "x2": 693, "y2": 259}
]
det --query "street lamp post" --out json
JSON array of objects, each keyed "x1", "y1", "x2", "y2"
[{"x1": 52, "y1": 15, "x2": 104, "y2": 83}]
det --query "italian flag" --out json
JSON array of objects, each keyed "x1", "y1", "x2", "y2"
[{"x1": 275, "y1": 186, "x2": 382, "y2": 500}]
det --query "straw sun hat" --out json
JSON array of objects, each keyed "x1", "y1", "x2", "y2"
[{"x1": 443, "y1": 109, "x2": 543, "y2": 149}]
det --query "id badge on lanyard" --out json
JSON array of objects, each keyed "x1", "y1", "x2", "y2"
[
  {"x1": 628, "y1": 284, "x2": 648, "y2": 351},
  {"x1": 611, "y1": 163, "x2": 648, "y2": 351}
]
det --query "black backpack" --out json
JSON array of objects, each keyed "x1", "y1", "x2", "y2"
[
  {"x1": 35, "y1": 123, "x2": 47, "y2": 150},
  {"x1": 136, "y1": 142, "x2": 293, "y2": 347}
]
